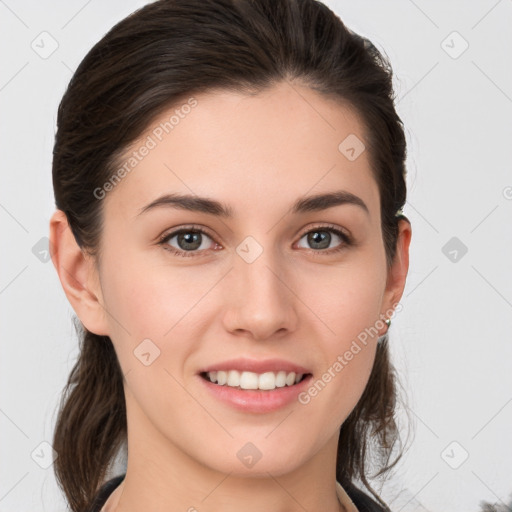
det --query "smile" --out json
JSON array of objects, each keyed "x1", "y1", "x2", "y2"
[
  {"x1": 198, "y1": 371, "x2": 313, "y2": 413},
  {"x1": 201, "y1": 370, "x2": 309, "y2": 391}
]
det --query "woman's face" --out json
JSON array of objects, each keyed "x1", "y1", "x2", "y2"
[{"x1": 78, "y1": 81, "x2": 409, "y2": 478}]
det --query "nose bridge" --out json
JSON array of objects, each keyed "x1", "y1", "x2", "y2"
[{"x1": 223, "y1": 235, "x2": 297, "y2": 338}]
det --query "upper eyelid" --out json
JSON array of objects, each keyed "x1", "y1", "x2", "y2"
[
  {"x1": 159, "y1": 223, "x2": 351, "y2": 248},
  {"x1": 158, "y1": 224, "x2": 214, "y2": 239}
]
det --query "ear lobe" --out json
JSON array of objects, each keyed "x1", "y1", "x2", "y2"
[
  {"x1": 383, "y1": 218, "x2": 412, "y2": 311},
  {"x1": 49, "y1": 209, "x2": 110, "y2": 336}
]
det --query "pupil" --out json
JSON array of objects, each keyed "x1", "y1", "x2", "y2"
[
  {"x1": 309, "y1": 231, "x2": 330, "y2": 249},
  {"x1": 179, "y1": 232, "x2": 201, "y2": 250}
]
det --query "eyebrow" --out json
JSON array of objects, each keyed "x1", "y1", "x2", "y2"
[{"x1": 137, "y1": 190, "x2": 370, "y2": 218}]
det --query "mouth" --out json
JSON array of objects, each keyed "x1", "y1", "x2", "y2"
[
  {"x1": 199, "y1": 370, "x2": 311, "y2": 391},
  {"x1": 198, "y1": 370, "x2": 313, "y2": 413},
  {"x1": 196, "y1": 358, "x2": 313, "y2": 413}
]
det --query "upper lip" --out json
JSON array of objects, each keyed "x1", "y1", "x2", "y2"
[{"x1": 199, "y1": 358, "x2": 311, "y2": 375}]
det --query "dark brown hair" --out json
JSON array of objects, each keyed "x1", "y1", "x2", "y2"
[{"x1": 51, "y1": 1, "x2": 411, "y2": 510}]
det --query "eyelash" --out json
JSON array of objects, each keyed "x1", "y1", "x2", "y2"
[{"x1": 157, "y1": 223, "x2": 353, "y2": 258}]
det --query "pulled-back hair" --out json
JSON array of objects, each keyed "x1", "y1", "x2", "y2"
[{"x1": 51, "y1": 1, "x2": 410, "y2": 510}]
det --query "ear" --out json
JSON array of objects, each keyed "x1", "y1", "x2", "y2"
[
  {"x1": 49, "y1": 209, "x2": 110, "y2": 336},
  {"x1": 380, "y1": 218, "x2": 412, "y2": 322}
]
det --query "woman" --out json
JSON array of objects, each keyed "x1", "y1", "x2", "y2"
[{"x1": 49, "y1": 0, "x2": 412, "y2": 510}]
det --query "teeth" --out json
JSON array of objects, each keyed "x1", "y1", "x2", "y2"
[
  {"x1": 227, "y1": 370, "x2": 240, "y2": 387},
  {"x1": 205, "y1": 370, "x2": 305, "y2": 390},
  {"x1": 275, "y1": 371, "x2": 287, "y2": 388}
]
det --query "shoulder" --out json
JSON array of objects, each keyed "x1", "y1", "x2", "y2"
[{"x1": 342, "y1": 481, "x2": 391, "y2": 512}]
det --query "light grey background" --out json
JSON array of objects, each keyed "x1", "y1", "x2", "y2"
[{"x1": 1, "y1": 1, "x2": 511, "y2": 511}]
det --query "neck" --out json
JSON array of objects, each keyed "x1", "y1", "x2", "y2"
[{"x1": 105, "y1": 394, "x2": 350, "y2": 512}]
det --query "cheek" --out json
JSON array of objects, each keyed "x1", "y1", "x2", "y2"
[
  {"x1": 292, "y1": 256, "x2": 385, "y2": 419},
  {"x1": 98, "y1": 252, "x2": 211, "y2": 426},
  {"x1": 296, "y1": 253, "x2": 386, "y2": 347},
  {"x1": 98, "y1": 248, "x2": 215, "y2": 380},
  {"x1": 101, "y1": 247, "x2": 214, "y2": 337}
]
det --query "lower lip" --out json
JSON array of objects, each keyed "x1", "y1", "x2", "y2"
[{"x1": 198, "y1": 374, "x2": 313, "y2": 413}]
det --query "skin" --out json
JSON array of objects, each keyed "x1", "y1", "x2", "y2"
[{"x1": 50, "y1": 81, "x2": 411, "y2": 512}]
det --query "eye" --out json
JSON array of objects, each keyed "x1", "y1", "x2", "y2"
[
  {"x1": 158, "y1": 223, "x2": 352, "y2": 258},
  {"x1": 158, "y1": 225, "x2": 219, "y2": 258},
  {"x1": 296, "y1": 224, "x2": 352, "y2": 254}
]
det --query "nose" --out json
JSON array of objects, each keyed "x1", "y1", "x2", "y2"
[{"x1": 222, "y1": 245, "x2": 298, "y2": 341}]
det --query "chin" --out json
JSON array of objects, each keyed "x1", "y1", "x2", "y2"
[{"x1": 199, "y1": 447, "x2": 308, "y2": 478}]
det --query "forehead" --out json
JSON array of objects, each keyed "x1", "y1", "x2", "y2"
[{"x1": 103, "y1": 81, "x2": 380, "y2": 223}]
